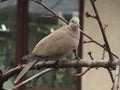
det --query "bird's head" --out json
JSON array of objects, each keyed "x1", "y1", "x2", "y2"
[{"x1": 69, "y1": 17, "x2": 80, "y2": 30}]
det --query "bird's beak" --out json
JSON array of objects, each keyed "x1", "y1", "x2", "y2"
[
  {"x1": 77, "y1": 23, "x2": 80, "y2": 27},
  {"x1": 74, "y1": 22, "x2": 81, "y2": 29},
  {"x1": 74, "y1": 22, "x2": 80, "y2": 27},
  {"x1": 76, "y1": 23, "x2": 80, "y2": 28}
]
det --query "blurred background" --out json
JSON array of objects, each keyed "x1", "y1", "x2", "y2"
[{"x1": 0, "y1": 0, "x2": 120, "y2": 90}]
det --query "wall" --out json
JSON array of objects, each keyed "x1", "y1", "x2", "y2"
[{"x1": 82, "y1": 0, "x2": 120, "y2": 90}]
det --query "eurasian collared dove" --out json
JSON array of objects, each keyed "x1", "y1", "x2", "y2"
[{"x1": 14, "y1": 17, "x2": 80, "y2": 84}]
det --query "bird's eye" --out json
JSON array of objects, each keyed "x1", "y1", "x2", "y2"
[{"x1": 71, "y1": 20, "x2": 74, "y2": 23}]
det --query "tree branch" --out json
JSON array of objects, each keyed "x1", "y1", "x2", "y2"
[
  {"x1": 112, "y1": 65, "x2": 120, "y2": 90},
  {"x1": 33, "y1": 0, "x2": 69, "y2": 24},
  {"x1": 90, "y1": 0, "x2": 113, "y2": 61},
  {"x1": 0, "y1": 59, "x2": 119, "y2": 89},
  {"x1": 89, "y1": 1, "x2": 120, "y2": 90},
  {"x1": 1, "y1": 59, "x2": 120, "y2": 80}
]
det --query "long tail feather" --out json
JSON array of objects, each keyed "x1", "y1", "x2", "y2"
[{"x1": 14, "y1": 59, "x2": 38, "y2": 84}]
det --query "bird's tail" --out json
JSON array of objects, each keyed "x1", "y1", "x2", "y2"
[
  {"x1": 14, "y1": 59, "x2": 38, "y2": 84},
  {"x1": 22, "y1": 53, "x2": 36, "y2": 60}
]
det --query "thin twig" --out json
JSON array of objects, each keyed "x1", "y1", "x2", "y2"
[
  {"x1": 101, "y1": 44, "x2": 106, "y2": 60},
  {"x1": 88, "y1": 52, "x2": 94, "y2": 60},
  {"x1": 80, "y1": 30, "x2": 118, "y2": 59},
  {"x1": 74, "y1": 68, "x2": 91, "y2": 78},
  {"x1": 85, "y1": 11, "x2": 96, "y2": 18},
  {"x1": 90, "y1": 0, "x2": 113, "y2": 61},
  {"x1": 107, "y1": 68, "x2": 114, "y2": 84},
  {"x1": 88, "y1": 51, "x2": 99, "y2": 70},
  {"x1": 33, "y1": 0, "x2": 69, "y2": 24},
  {"x1": 12, "y1": 68, "x2": 54, "y2": 90},
  {"x1": 41, "y1": 15, "x2": 55, "y2": 18},
  {"x1": 83, "y1": 40, "x2": 94, "y2": 44},
  {"x1": 89, "y1": 1, "x2": 118, "y2": 89}
]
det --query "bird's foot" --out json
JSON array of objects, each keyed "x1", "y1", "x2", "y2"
[
  {"x1": 73, "y1": 48, "x2": 80, "y2": 60},
  {"x1": 55, "y1": 59, "x2": 68, "y2": 68}
]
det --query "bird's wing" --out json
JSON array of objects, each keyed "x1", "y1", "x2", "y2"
[{"x1": 32, "y1": 26, "x2": 74, "y2": 58}]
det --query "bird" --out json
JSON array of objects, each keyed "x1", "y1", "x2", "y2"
[{"x1": 14, "y1": 17, "x2": 80, "y2": 84}]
